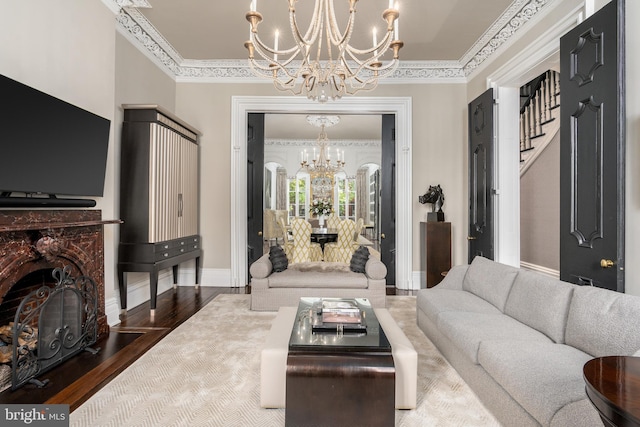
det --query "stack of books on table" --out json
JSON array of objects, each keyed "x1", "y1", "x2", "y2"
[{"x1": 312, "y1": 299, "x2": 367, "y2": 333}]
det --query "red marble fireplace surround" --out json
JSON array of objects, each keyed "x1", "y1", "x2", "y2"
[{"x1": 0, "y1": 210, "x2": 119, "y2": 338}]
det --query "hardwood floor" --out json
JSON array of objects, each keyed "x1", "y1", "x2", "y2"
[
  {"x1": 0, "y1": 284, "x2": 412, "y2": 412},
  {"x1": 0, "y1": 285, "x2": 247, "y2": 411}
]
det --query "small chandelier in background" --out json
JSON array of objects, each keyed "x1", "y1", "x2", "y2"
[
  {"x1": 300, "y1": 115, "x2": 345, "y2": 177},
  {"x1": 245, "y1": 0, "x2": 403, "y2": 103}
]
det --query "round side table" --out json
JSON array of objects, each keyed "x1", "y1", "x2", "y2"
[{"x1": 583, "y1": 356, "x2": 640, "y2": 427}]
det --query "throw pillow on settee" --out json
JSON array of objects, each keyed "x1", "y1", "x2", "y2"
[
  {"x1": 269, "y1": 245, "x2": 288, "y2": 272},
  {"x1": 350, "y1": 245, "x2": 370, "y2": 273}
]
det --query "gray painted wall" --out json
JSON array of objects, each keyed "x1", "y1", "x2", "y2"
[{"x1": 520, "y1": 133, "x2": 560, "y2": 271}]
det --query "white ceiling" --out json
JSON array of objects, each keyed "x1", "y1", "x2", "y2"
[{"x1": 137, "y1": 0, "x2": 514, "y2": 61}]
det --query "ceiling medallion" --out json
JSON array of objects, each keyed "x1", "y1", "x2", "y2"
[{"x1": 306, "y1": 115, "x2": 341, "y2": 128}]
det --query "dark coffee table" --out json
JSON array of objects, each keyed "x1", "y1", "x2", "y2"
[
  {"x1": 286, "y1": 298, "x2": 395, "y2": 427},
  {"x1": 583, "y1": 356, "x2": 640, "y2": 427}
]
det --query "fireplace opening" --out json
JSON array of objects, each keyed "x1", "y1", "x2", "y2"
[{"x1": 0, "y1": 266, "x2": 100, "y2": 391}]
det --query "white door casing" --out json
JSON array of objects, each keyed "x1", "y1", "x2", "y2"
[{"x1": 230, "y1": 96, "x2": 413, "y2": 289}]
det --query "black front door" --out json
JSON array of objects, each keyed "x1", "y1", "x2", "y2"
[
  {"x1": 559, "y1": 0, "x2": 625, "y2": 292},
  {"x1": 468, "y1": 88, "x2": 495, "y2": 262},
  {"x1": 247, "y1": 113, "x2": 265, "y2": 280},
  {"x1": 380, "y1": 114, "x2": 396, "y2": 285}
]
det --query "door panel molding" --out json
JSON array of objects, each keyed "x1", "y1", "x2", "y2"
[
  {"x1": 569, "y1": 28, "x2": 604, "y2": 86},
  {"x1": 471, "y1": 144, "x2": 487, "y2": 234},
  {"x1": 570, "y1": 98, "x2": 603, "y2": 248}
]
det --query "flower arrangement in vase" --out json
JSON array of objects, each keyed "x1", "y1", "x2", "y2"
[{"x1": 310, "y1": 198, "x2": 332, "y2": 218}]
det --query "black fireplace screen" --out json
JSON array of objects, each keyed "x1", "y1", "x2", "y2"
[{"x1": 11, "y1": 265, "x2": 98, "y2": 390}]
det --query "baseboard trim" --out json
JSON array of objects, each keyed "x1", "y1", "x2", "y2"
[{"x1": 519, "y1": 261, "x2": 560, "y2": 279}]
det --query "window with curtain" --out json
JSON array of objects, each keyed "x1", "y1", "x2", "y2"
[
  {"x1": 288, "y1": 176, "x2": 307, "y2": 218},
  {"x1": 335, "y1": 176, "x2": 356, "y2": 220}
]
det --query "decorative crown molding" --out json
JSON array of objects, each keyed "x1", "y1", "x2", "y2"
[
  {"x1": 461, "y1": 0, "x2": 553, "y2": 76},
  {"x1": 113, "y1": 0, "x2": 556, "y2": 83}
]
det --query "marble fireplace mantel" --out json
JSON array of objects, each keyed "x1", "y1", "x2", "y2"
[{"x1": 0, "y1": 210, "x2": 121, "y2": 337}]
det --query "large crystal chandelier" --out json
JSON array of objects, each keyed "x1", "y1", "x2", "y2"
[
  {"x1": 244, "y1": 0, "x2": 403, "y2": 103},
  {"x1": 300, "y1": 115, "x2": 345, "y2": 178}
]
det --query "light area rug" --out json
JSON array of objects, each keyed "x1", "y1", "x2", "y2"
[{"x1": 71, "y1": 295, "x2": 501, "y2": 427}]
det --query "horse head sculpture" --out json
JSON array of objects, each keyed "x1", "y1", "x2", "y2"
[{"x1": 418, "y1": 185, "x2": 445, "y2": 221}]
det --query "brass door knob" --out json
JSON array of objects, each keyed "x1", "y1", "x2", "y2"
[
  {"x1": 258, "y1": 231, "x2": 263, "y2": 236},
  {"x1": 600, "y1": 259, "x2": 614, "y2": 268},
  {"x1": 467, "y1": 236, "x2": 477, "y2": 240},
  {"x1": 381, "y1": 233, "x2": 386, "y2": 239}
]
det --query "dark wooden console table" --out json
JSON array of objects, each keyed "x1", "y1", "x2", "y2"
[
  {"x1": 420, "y1": 221, "x2": 452, "y2": 288},
  {"x1": 584, "y1": 356, "x2": 640, "y2": 427}
]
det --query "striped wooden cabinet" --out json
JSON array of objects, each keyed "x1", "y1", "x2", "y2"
[{"x1": 118, "y1": 105, "x2": 202, "y2": 316}]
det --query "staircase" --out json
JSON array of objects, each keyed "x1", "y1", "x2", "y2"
[{"x1": 520, "y1": 70, "x2": 561, "y2": 175}]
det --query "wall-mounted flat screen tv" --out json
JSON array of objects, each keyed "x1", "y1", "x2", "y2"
[{"x1": 0, "y1": 74, "x2": 111, "y2": 204}]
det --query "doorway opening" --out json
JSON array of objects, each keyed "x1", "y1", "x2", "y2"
[
  {"x1": 230, "y1": 96, "x2": 413, "y2": 290},
  {"x1": 486, "y1": 5, "x2": 581, "y2": 269}
]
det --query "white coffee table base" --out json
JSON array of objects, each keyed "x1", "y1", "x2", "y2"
[{"x1": 260, "y1": 306, "x2": 417, "y2": 409}]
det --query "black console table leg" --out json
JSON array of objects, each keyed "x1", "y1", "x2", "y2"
[
  {"x1": 195, "y1": 256, "x2": 201, "y2": 289},
  {"x1": 172, "y1": 264, "x2": 179, "y2": 290},
  {"x1": 149, "y1": 270, "x2": 159, "y2": 318},
  {"x1": 118, "y1": 266, "x2": 127, "y2": 315}
]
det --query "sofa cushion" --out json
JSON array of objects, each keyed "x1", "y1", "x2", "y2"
[
  {"x1": 565, "y1": 285, "x2": 640, "y2": 356},
  {"x1": 249, "y1": 254, "x2": 272, "y2": 279},
  {"x1": 267, "y1": 269, "x2": 368, "y2": 289},
  {"x1": 364, "y1": 258, "x2": 387, "y2": 280},
  {"x1": 436, "y1": 311, "x2": 552, "y2": 364},
  {"x1": 462, "y1": 256, "x2": 519, "y2": 312},
  {"x1": 289, "y1": 262, "x2": 351, "y2": 273},
  {"x1": 434, "y1": 265, "x2": 467, "y2": 290},
  {"x1": 416, "y1": 288, "x2": 501, "y2": 325},
  {"x1": 349, "y1": 245, "x2": 369, "y2": 273},
  {"x1": 269, "y1": 245, "x2": 288, "y2": 272},
  {"x1": 550, "y1": 399, "x2": 604, "y2": 427},
  {"x1": 504, "y1": 270, "x2": 575, "y2": 343},
  {"x1": 477, "y1": 340, "x2": 593, "y2": 426}
]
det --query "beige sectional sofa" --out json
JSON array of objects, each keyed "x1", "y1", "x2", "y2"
[
  {"x1": 249, "y1": 254, "x2": 387, "y2": 311},
  {"x1": 416, "y1": 256, "x2": 640, "y2": 427}
]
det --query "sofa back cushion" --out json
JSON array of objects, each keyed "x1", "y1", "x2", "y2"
[
  {"x1": 504, "y1": 270, "x2": 575, "y2": 343},
  {"x1": 462, "y1": 256, "x2": 519, "y2": 312},
  {"x1": 565, "y1": 286, "x2": 640, "y2": 357}
]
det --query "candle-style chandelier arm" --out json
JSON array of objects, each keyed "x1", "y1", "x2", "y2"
[
  {"x1": 293, "y1": 0, "x2": 323, "y2": 45},
  {"x1": 326, "y1": 0, "x2": 356, "y2": 48}
]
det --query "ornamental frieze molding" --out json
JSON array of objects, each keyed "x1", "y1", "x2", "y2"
[
  {"x1": 111, "y1": 0, "x2": 555, "y2": 82},
  {"x1": 266, "y1": 139, "x2": 381, "y2": 148},
  {"x1": 462, "y1": 0, "x2": 554, "y2": 76}
]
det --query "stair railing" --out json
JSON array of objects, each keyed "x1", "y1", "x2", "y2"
[{"x1": 520, "y1": 70, "x2": 561, "y2": 162}]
